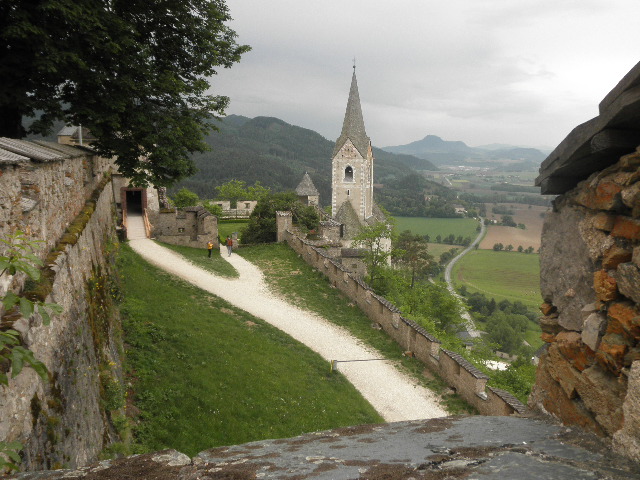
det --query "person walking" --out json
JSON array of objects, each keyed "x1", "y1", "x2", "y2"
[
  {"x1": 226, "y1": 236, "x2": 233, "y2": 257},
  {"x1": 207, "y1": 240, "x2": 214, "y2": 258}
]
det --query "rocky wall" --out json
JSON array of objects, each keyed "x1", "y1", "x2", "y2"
[
  {"x1": 530, "y1": 148, "x2": 640, "y2": 461},
  {"x1": 1, "y1": 161, "x2": 123, "y2": 470}
]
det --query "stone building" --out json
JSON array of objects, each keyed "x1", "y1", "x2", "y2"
[
  {"x1": 532, "y1": 60, "x2": 640, "y2": 461},
  {"x1": 155, "y1": 206, "x2": 218, "y2": 249}
]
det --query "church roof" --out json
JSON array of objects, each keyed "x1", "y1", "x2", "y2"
[
  {"x1": 332, "y1": 70, "x2": 371, "y2": 158},
  {"x1": 295, "y1": 172, "x2": 319, "y2": 196}
]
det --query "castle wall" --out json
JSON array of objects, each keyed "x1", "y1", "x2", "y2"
[
  {"x1": 530, "y1": 148, "x2": 640, "y2": 461},
  {"x1": 283, "y1": 230, "x2": 526, "y2": 417},
  {"x1": 155, "y1": 207, "x2": 218, "y2": 249},
  {"x1": 0, "y1": 150, "x2": 123, "y2": 470}
]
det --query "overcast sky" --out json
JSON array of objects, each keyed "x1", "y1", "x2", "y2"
[{"x1": 210, "y1": 0, "x2": 640, "y2": 150}]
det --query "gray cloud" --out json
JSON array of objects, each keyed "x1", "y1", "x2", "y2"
[{"x1": 213, "y1": 0, "x2": 640, "y2": 149}]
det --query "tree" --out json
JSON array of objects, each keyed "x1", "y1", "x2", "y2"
[
  {"x1": 0, "y1": 0, "x2": 250, "y2": 186},
  {"x1": 352, "y1": 222, "x2": 393, "y2": 290},
  {"x1": 493, "y1": 243, "x2": 504, "y2": 251},
  {"x1": 505, "y1": 244, "x2": 514, "y2": 252},
  {"x1": 241, "y1": 192, "x2": 319, "y2": 244},
  {"x1": 501, "y1": 215, "x2": 517, "y2": 227},
  {"x1": 517, "y1": 245, "x2": 523, "y2": 253},
  {"x1": 394, "y1": 230, "x2": 433, "y2": 288},
  {"x1": 171, "y1": 188, "x2": 200, "y2": 208},
  {"x1": 216, "y1": 179, "x2": 271, "y2": 207}
]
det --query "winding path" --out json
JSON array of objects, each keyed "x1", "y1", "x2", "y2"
[
  {"x1": 443, "y1": 217, "x2": 486, "y2": 338},
  {"x1": 126, "y1": 214, "x2": 446, "y2": 422}
]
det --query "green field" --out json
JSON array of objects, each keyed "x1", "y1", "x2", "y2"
[
  {"x1": 119, "y1": 244, "x2": 382, "y2": 455},
  {"x1": 394, "y1": 217, "x2": 479, "y2": 240},
  {"x1": 218, "y1": 220, "x2": 248, "y2": 240},
  {"x1": 427, "y1": 243, "x2": 459, "y2": 258},
  {"x1": 451, "y1": 250, "x2": 542, "y2": 310}
]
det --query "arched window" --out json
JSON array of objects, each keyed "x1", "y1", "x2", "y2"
[{"x1": 344, "y1": 166, "x2": 354, "y2": 182}]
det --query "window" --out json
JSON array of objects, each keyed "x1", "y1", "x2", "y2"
[
  {"x1": 347, "y1": 189, "x2": 350, "y2": 196},
  {"x1": 344, "y1": 166, "x2": 354, "y2": 182},
  {"x1": 245, "y1": 202, "x2": 250, "y2": 208}
]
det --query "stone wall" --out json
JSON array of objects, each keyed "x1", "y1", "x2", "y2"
[
  {"x1": 155, "y1": 206, "x2": 218, "y2": 249},
  {"x1": 1, "y1": 148, "x2": 123, "y2": 470},
  {"x1": 283, "y1": 230, "x2": 526, "y2": 417},
  {"x1": 530, "y1": 148, "x2": 640, "y2": 461}
]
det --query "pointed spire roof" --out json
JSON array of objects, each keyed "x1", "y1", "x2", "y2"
[
  {"x1": 332, "y1": 70, "x2": 370, "y2": 158},
  {"x1": 295, "y1": 172, "x2": 319, "y2": 196}
]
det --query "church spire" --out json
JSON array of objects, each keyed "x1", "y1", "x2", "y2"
[{"x1": 332, "y1": 70, "x2": 370, "y2": 158}]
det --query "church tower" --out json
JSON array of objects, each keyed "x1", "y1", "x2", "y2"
[{"x1": 331, "y1": 69, "x2": 374, "y2": 223}]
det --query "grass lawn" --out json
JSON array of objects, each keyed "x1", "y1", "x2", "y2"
[
  {"x1": 218, "y1": 220, "x2": 249, "y2": 240},
  {"x1": 427, "y1": 243, "x2": 459, "y2": 259},
  {"x1": 451, "y1": 250, "x2": 542, "y2": 310},
  {"x1": 156, "y1": 241, "x2": 238, "y2": 278},
  {"x1": 394, "y1": 217, "x2": 480, "y2": 241},
  {"x1": 237, "y1": 243, "x2": 473, "y2": 415},
  {"x1": 119, "y1": 244, "x2": 382, "y2": 456}
]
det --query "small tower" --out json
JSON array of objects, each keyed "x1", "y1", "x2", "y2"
[
  {"x1": 331, "y1": 68, "x2": 374, "y2": 223},
  {"x1": 295, "y1": 172, "x2": 320, "y2": 206}
]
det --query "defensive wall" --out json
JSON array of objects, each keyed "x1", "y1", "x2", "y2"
[
  {"x1": 280, "y1": 221, "x2": 526, "y2": 417},
  {"x1": 0, "y1": 139, "x2": 124, "y2": 469}
]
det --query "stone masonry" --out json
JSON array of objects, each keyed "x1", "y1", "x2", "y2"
[{"x1": 530, "y1": 148, "x2": 640, "y2": 461}]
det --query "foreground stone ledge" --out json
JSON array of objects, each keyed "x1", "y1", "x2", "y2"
[{"x1": 7, "y1": 416, "x2": 640, "y2": 479}]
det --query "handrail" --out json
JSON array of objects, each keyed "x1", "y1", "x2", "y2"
[{"x1": 142, "y1": 208, "x2": 152, "y2": 238}]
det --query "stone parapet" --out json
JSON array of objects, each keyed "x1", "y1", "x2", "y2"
[{"x1": 282, "y1": 229, "x2": 527, "y2": 417}]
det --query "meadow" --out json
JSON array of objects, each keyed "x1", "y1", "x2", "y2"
[
  {"x1": 394, "y1": 216, "x2": 480, "y2": 240},
  {"x1": 451, "y1": 250, "x2": 542, "y2": 310},
  {"x1": 118, "y1": 244, "x2": 382, "y2": 456}
]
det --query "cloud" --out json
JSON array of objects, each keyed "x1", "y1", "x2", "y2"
[{"x1": 215, "y1": 0, "x2": 640, "y2": 148}]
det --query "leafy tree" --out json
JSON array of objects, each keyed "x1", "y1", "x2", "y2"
[
  {"x1": 352, "y1": 222, "x2": 393, "y2": 290},
  {"x1": 525, "y1": 246, "x2": 534, "y2": 254},
  {"x1": 492, "y1": 243, "x2": 504, "y2": 251},
  {"x1": 202, "y1": 201, "x2": 223, "y2": 217},
  {"x1": 393, "y1": 230, "x2": 433, "y2": 288},
  {"x1": 171, "y1": 188, "x2": 200, "y2": 208},
  {"x1": 505, "y1": 244, "x2": 514, "y2": 252},
  {"x1": 501, "y1": 215, "x2": 517, "y2": 227},
  {"x1": 241, "y1": 192, "x2": 319, "y2": 244},
  {"x1": 517, "y1": 245, "x2": 523, "y2": 253},
  {"x1": 1, "y1": 0, "x2": 249, "y2": 186},
  {"x1": 215, "y1": 179, "x2": 271, "y2": 207}
]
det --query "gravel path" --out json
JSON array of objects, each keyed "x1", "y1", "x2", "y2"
[{"x1": 126, "y1": 222, "x2": 446, "y2": 421}]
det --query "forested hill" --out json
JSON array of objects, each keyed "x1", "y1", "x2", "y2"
[{"x1": 172, "y1": 115, "x2": 437, "y2": 204}]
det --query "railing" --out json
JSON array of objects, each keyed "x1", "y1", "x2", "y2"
[{"x1": 143, "y1": 208, "x2": 152, "y2": 238}]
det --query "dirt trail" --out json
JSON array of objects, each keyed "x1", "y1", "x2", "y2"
[{"x1": 127, "y1": 230, "x2": 447, "y2": 422}]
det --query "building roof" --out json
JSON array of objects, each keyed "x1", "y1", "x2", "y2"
[
  {"x1": 295, "y1": 172, "x2": 319, "y2": 196},
  {"x1": 332, "y1": 70, "x2": 371, "y2": 158},
  {"x1": 536, "y1": 60, "x2": 640, "y2": 194},
  {"x1": 0, "y1": 138, "x2": 66, "y2": 163}
]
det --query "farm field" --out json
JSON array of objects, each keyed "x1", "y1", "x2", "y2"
[
  {"x1": 427, "y1": 243, "x2": 460, "y2": 259},
  {"x1": 394, "y1": 216, "x2": 480, "y2": 240},
  {"x1": 479, "y1": 204, "x2": 548, "y2": 251},
  {"x1": 451, "y1": 250, "x2": 542, "y2": 311}
]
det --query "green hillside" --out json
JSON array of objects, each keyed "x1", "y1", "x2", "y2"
[{"x1": 172, "y1": 115, "x2": 437, "y2": 205}]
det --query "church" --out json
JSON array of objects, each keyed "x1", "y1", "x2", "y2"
[{"x1": 298, "y1": 68, "x2": 388, "y2": 242}]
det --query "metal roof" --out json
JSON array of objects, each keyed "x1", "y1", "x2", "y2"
[
  {"x1": 0, "y1": 147, "x2": 30, "y2": 165},
  {"x1": 0, "y1": 138, "x2": 66, "y2": 162}
]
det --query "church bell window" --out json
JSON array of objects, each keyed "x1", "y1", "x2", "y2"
[{"x1": 344, "y1": 166, "x2": 354, "y2": 182}]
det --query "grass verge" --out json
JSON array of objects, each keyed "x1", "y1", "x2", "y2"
[
  {"x1": 156, "y1": 241, "x2": 238, "y2": 278},
  {"x1": 119, "y1": 244, "x2": 382, "y2": 456}
]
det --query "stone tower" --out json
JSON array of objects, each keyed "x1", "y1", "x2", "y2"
[{"x1": 331, "y1": 69, "x2": 374, "y2": 222}]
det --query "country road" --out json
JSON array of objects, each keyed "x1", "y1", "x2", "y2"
[{"x1": 443, "y1": 217, "x2": 485, "y2": 338}]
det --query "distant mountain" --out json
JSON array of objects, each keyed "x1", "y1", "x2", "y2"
[
  {"x1": 174, "y1": 115, "x2": 437, "y2": 205},
  {"x1": 382, "y1": 135, "x2": 547, "y2": 169}
]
